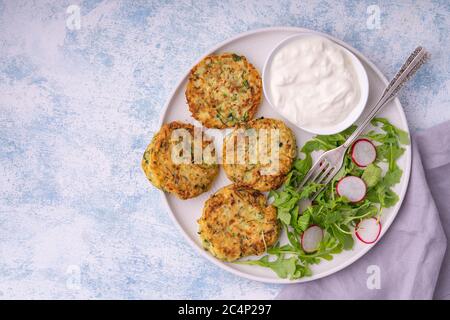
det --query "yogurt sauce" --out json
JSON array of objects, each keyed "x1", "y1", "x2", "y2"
[{"x1": 268, "y1": 35, "x2": 361, "y2": 131}]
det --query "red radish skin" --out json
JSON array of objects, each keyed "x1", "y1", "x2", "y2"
[
  {"x1": 351, "y1": 139, "x2": 377, "y2": 168},
  {"x1": 336, "y1": 176, "x2": 367, "y2": 203},
  {"x1": 301, "y1": 225, "x2": 324, "y2": 253},
  {"x1": 355, "y1": 218, "x2": 382, "y2": 244}
]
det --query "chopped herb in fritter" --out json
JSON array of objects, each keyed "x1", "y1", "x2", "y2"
[{"x1": 232, "y1": 54, "x2": 242, "y2": 61}]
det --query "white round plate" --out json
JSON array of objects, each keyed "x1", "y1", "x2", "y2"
[{"x1": 158, "y1": 27, "x2": 411, "y2": 284}]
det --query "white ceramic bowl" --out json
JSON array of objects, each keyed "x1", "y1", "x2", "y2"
[{"x1": 262, "y1": 34, "x2": 369, "y2": 135}]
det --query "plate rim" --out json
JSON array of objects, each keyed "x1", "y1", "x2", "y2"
[{"x1": 156, "y1": 26, "x2": 412, "y2": 284}]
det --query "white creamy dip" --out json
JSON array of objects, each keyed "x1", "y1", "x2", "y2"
[{"x1": 268, "y1": 35, "x2": 361, "y2": 131}]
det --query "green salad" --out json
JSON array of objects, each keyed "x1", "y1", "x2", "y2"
[{"x1": 236, "y1": 118, "x2": 410, "y2": 279}]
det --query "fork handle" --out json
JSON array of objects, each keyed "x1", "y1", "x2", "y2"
[{"x1": 343, "y1": 47, "x2": 428, "y2": 148}]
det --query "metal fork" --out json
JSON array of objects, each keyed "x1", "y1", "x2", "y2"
[{"x1": 297, "y1": 46, "x2": 429, "y2": 200}]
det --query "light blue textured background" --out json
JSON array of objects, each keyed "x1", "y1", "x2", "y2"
[{"x1": 0, "y1": 0, "x2": 448, "y2": 299}]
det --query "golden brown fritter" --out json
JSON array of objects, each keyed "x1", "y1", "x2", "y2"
[
  {"x1": 222, "y1": 118, "x2": 297, "y2": 192},
  {"x1": 198, "y1": 184, "x2": 280, "y2": 262},
  {"x1": 142, "y1": 121, "x2": 219, "y2": 199},
  {"x1": 185, "y1": 53, "x2": 262, "y2": 129}
]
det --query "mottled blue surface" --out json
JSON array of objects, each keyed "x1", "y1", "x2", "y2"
[{"x1": 0, "y1": 0, "x2": 448, "y2": 299}]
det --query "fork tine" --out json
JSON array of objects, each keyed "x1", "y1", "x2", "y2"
[
  {"x1": 309, "y1": 161, "x2": 329, "y2": 184},
  {"x1": 310, "y1": 187, "x2": 325, "y2": 202},
  {"x1": 296, "y1": 157, "x2": 327, "y2": 190},
  {"x1": 296, "y1": 145, "x2": 346, "y2": 200},
  {"x1": 315, "y1": 165, "x2": 334, "y2": 185},
  {"x1": 322, "y1": 166, "x2": 339, "y2": 186},
  {"x1": 310, "y1": 166, "x2": 339, "y2": 200}
]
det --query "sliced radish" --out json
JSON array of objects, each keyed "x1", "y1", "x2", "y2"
[
  {"x1": 351, "y1": 139, "x2": 376, "y2": 167},
  {"x1": 336, "y1": 176, "x2": 367, "y2": 202},
  {"x1": 355, "y1": 217, "x2": 382, "y2": 244},
  {"x1": 301, "y1": 225, "x2": 323, "y2": 253}
]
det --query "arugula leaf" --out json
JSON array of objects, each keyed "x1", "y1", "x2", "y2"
[
  {"x1": 383, "y1": 164, "x2": 403, "y2": 188},
  {"x1": 237, "y1": 253, "x2": 311, "y2": 279},
  {"x1": 381, "y1": 188, "x2": 400, "y2": 208},
  {"x1": 331, "y1": 224, "x2": 354, "y2": 250},
  {"x1": 293, "y1": 153, "x2": 312, "y2": 179},
  {"x1": 301, "y1": 139, "x2": 328, "y2": 154},
  {"x1": 366, "y1": 183, "x2": 399, "y2": 208},
  {"x1": 292, "y1": 260, "x2": 313, "y2": 278},
  {"x1": 362, "y1": 164, "x2": 382, "y2": 188},
  {"x1": 297, "y1": 211, "x2": 310, "y2": 232},
  {"x1": 372, "y1": 118, "x2": 410, "y2": 145},
  {"x1": 285, "y1": 224, "x2": 302, "y2": 250},
  {"x1": 277, "y1": 208, "x2": 292, "y2": 226}
]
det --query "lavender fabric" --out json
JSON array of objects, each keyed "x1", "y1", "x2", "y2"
[{"x1": 277, "y1": 121, "x2": 450, "y2": 300}]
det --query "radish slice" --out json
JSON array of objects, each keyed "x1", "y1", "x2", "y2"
[
  {"x1": 351, "y1": 139, "x2": 376, "y2": 167},
  {"x1": 336, "y1": 176, "x2": 367, "y2": 202},
  {"x1": 355, "y1": 218, "x2": 382, "y2": 244},
  {"x1": 301, "y1": 225, "x2": 323, "y2": 253}
]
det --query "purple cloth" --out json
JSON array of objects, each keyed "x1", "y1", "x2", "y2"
[{"x1": 277, "y1": 121, "x2": 450, "y2": 300}]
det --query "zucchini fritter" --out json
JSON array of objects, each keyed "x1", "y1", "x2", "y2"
[
  {"x1": 142, "y1": 121, "x2": 219, "y2": 199},
  {"x1": 186, "y1": 53, "x2": 262, "y2": 128},
  {"x1": 223, "y1": 118, "x2": 297, "y2": 192},
  {"x1": 198, "y1": 184, "x2": 280, "y2": 262}
]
